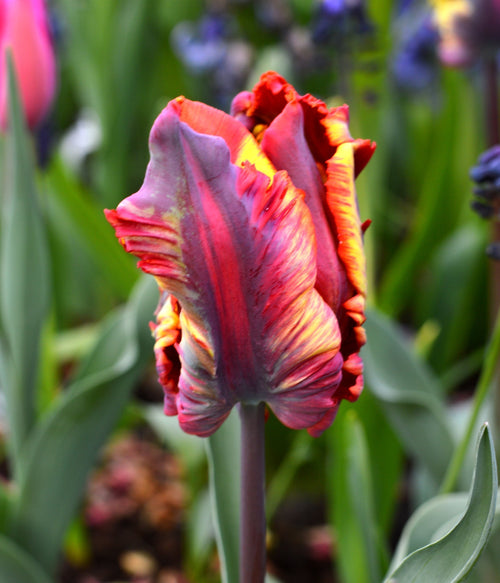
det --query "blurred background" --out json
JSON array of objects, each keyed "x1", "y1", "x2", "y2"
[{"x1": 2, "y1": 0, "x2": 498, "y2": 582}]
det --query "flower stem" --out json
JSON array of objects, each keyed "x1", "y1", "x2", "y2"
[
  {"x1": 440, "y1": 305, "x2": 500, "y2": 494},
  {"x1": 239, "y1": 401, "x2": 266, "y2": 583},
  {"x1": 484, "y1": 56, "x2": 500, "y2": 148},
  {"x1": 482, "y1": 55, "x2": 500, "y2": 448}
]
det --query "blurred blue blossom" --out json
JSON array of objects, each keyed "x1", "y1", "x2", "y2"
[
  {"x1": 312, "y1": 0, "x2": 373, "y2": 44},
  {"x1": 470, "y1": 145, "x2": 500, "y2": 218},
  {"x1": 391, "y1": 15, "x2": 439, "y2": 91},
  {"x1": 171, "y1": 14, "x2": 229, "y2": 74},
  {"x1": 470, "y1": 145, "x2": 500, "y2": 259},
  {"x1": 170, "y1": 12, "x2": 252, "y2": 109}
]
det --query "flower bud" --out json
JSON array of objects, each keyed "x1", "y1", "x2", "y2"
[{"x1": 0, "y1": 0, "x2": 56, "y2": 129}]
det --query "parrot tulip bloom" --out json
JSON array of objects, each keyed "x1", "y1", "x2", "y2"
[
  {"x1": 0, "y1": 0, "x2": 56, "y2": 129},
  {"x1": 105, "y1": 72, "x2": 374, "y2": 438}
]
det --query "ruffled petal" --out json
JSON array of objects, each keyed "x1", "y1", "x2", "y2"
[
  {"x1": 150, "y1": 293, "x2": 182, "y2": 415},
  {"x1": 325, "y1": 142, "x2": 367, "y2": 398},
  {"x1": 106, "y1": 101, "x2": 345, "y2": 436},
  {"x1": 230, "y1": 71, "x2": 372, "y2": 406},
  {"x1": 231, "y1": 71, "x2": 376, "y2": 176},
  {"x1": 258, "y1": 97, "x2": 348, "y2": 312}
]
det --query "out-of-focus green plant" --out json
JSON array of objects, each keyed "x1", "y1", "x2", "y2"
[{"x1": 0, "y1": 62, "x2": 157, "y2": 581}]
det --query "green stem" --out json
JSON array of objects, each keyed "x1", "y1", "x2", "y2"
[
  {"x1": 239, "y1": 402, "x2": 266, "y2": 583},
  {"x1": 440, "y1": 307, "x2": 500, "y2": 494}
]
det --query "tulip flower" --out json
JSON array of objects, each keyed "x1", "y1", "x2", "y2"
[
  {"x1": 0, "y1": 0, "x2": 56, "y2": 129},
  {"x1": 105, "y1": 72, "x2": 374, "y2": 439},
  {"x1": 106, "y1": 72, "x2": 373, "y2": 582}
]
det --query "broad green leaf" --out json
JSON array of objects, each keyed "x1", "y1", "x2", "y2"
[
  {"x1": 363, "y1": 308, "x2": 455, "y2": 488},
  {"x1": 185, "y1": 489, "x2": 215, "y2": 578},
  {"x1": 328, "y1": 409, "x2": 387, "y2": 583},
  {"x1": 351, "y1": 390, "x2": 403, "y2": 534},
  {"x1": 389, "y1": 490, "x2": 500, "y2": 583},
  {"x1": 417, "y1": 224, "x2": 488, "y2": 374},
  {"x1": 0, "y1": 57, "x2": 50, "y2": 477},
  {"x1": 390, "y1": 493, "x2": 469, "y2": 571},
  {"x1": 8, "y1": 276, "x2": 157, "y2": 574},
  {"x1": 44, "y1": 155, "x2": 137, "y2": 300},
  {"x1": 385, "y1": 424, "x2": 497, "y2": 582},
  {"x1": 205, "y1": 409, "x2": 241, "y2": 583},
  {"x1": 0, "y1": 536, "x2": 52, "y2": 583}
]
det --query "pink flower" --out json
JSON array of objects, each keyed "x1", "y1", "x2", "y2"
[{"x1": 0, "y1": 0, "x2": 56, "y2": 129}]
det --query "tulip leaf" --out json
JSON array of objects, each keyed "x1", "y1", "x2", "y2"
[
  {"x1": 205, "y1": 409, "x2": 241, "y2": 583},
  {"x1": 416, "y1": 225, "x2": 488, "y2": 373},
  {"x1": 329, "y1": 409, "x2": 387, "y2": 583},
  {"x1": 385, "y1": 424, "x2": 497, "y2": 583},
  {"x1": 0, "y1": 56, "x2": 50, "y2": 477},
  {"x1": 363, "y1": 308, "x2": 455, "y2": 488},
  {"x1": 0, "y1": 535, "x2": 53, "y2": 583},
  {"x1": 45, "y1": 155, "x2": 138, "y2": 300},
  {"x1": 378, "y1": 74, "x2": 479, "y2": 318},
  {"x1": 8, "y1": 276, "x2": 157, "y2": 573}
]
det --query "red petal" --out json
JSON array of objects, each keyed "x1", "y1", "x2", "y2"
[
  {"x1": 231, "y1": 71, "x2": 376, "y2": 176},
  {"x1": 150, "y1": 293, "x2": 182, "y2": 415},
  {"x1": 258, "y1": 97, "x2": 348, "y2": 312}
]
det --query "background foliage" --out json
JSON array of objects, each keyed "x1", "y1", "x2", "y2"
[{"x1": 0, "y1": 0, "x2": 499, "y2": 581}]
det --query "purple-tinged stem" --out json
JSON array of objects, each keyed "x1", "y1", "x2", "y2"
[
  {"x1": 239, "y1": 401, "x2": 266, "y2": 583},
  {"x1": 484, "y1": 56, "x2": 500, "y2": 148}
]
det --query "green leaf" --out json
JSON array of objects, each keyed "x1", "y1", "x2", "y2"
[
  {"x1": 363, "y1": 308, "x2": 455, "y2": 488},
  {"x1": 417, "y1": 224, "x2": 488, "y2": 373},
  {"x1": 385, "y1": 424, "x2": 497, "y2": 582},
  {"x1": 0, "y1": 536, "x2": 52, "y2": 583},
  {"x1": 8, "y1": 276, "x2": 157, "y2": 573},
  {"x1": 185, "y1": 489, "x2": 216, "y2": 577},
  {"x1": 266, "y1": 430, "x2": 313, "y2": 520},
  {"x1": 205, "y1": 409, "x2": 241, "y2": 583},
  {"x1": 328, "y1": 409, "x2": 387, "y2": 583},
  {"x1": 0, "y1": 56, "x2": 51, "y2": 477},
  {"x1": 44, "y1": 155, "x2": 137, "y2": 300},
  {"x1": 378, "y1": 74, "x2": 480, "y2": 318}
]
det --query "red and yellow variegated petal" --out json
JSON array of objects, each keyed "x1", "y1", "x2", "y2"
[
  {"x1": 231, "y1": 71, "x2": 297, "y2": 124},
  {"x1": 231, "y1": 72, "x2": 376, "y2": 177},
  {"x1": 325, "y1": 142, "x2": 366, "y2": 298},
  {"x1": 150, "y1": 293, "x2": 182, "y2": 415},
  {"x1": 106, "y1": 101, "x2": 345, "y2": 436},
  {"x1": 258, "y1": 98, "x2": 348, "y2": 311},
  {"x1": 324, "y1": 141, "x2": 367, "y2": 399},
  {"x1": 171, "y1": 97, "x2": 275, "y2": 179},
  {"x1": 236, "y1": 167, "x2": 344, "y2": 434}
]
